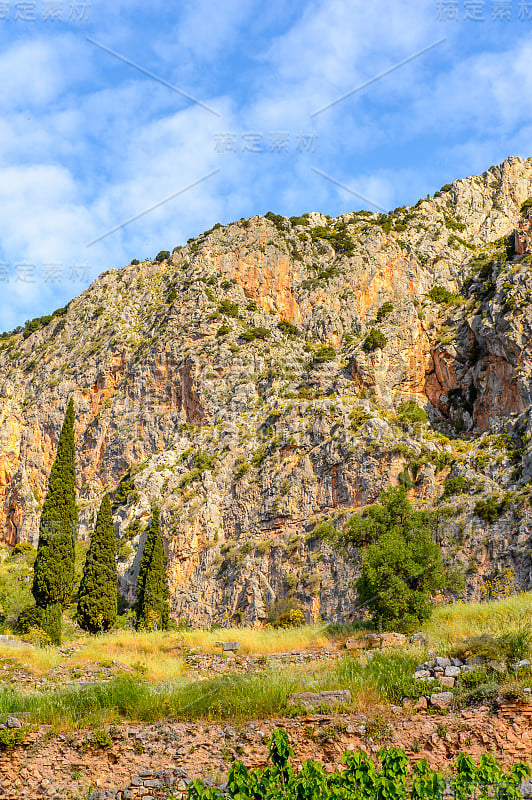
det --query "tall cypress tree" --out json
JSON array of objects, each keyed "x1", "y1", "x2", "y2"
[
  {"x1": 135, "y1": 507, "x2": 169, "y2": 630},
  {"x1": 32, "y1": 398, "x2": 77, "y2": 645},
  {"x1": 77, "y1": 494, "x2": 117, "y2": 634}
]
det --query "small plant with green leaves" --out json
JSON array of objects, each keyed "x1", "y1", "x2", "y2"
[
  {"x1": 87, "y1": 729, "x2": 113, "y2": 750},
  {"x1": 0, "y1": 728, "x2": 26, "y2": 750},
  {"x1": 186, "y1": 729, "x2": 530, "y2": 800}
]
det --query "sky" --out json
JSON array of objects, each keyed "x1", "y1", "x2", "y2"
[{"x1": 1, "y1": 0, "x2": 532, "y2": 329}]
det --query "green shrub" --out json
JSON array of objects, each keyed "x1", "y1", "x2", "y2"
[
  {"x1": 349, "y1": 408, "x2": 371, "y2": 431},
  {"x1": 0, "y1": 728, "x2": 26, "y2": 750},
  {"x1": 278, "y1": 320, "x2": 300, "y2": 337},
  {"x1": 427, "y1": 286, "x2": 461, "y2": 305},
  {"x1": 117, "y1": 542, "x2": 134, "y2": 562},
  {"x1": 218, "y1": 299, "x2": 239, "y2": 317},
  {"x1": 312, "y1": 345, "x2": 336, "y2": 365},
  {"x1": 87, "y1": 729, "x2": 113, "y2": 749},
  {"x1": 217, "y1": 324, "x2": 231, "y2": 336},
  {"x1": 362, "y1": 328, "x2": 387, "y2": 352},
  {"x1": 474, "y1": 496, "x2": 501, "y2": 523},
  {"x1": 268, "y1": 608, "x2": 306, "y2": 629},
  {"x1": 240, "y1": 326, "x2": 270, "y2": 341},
  {"x1": 397, "y1": 400, "x2": 427, "y2": 424},
  {"x1": 265, "y1": 212, "x2": 288, "y2": 231},
  {"x1": 520, "y1": 197, "x2": 532, "y2": 214},
  {"x1": 131, "y1": 259, "x2": 140, "y2": 265},
  {"x1": 15, "y1": 604, "x2": 43, "y2": 634},
  {"x1": 309, "y1": 223, "x2": 355, "y2": 255},
  {"x1": 113, "y1": 476, "x2": 136, "y2": 507},
  {"x1": 155, "y1": 250, "x2": 170, "y2": 262},
  {"x1": 443, "y1": 475, "x2": 470, "y2": 498},
  {"x1": 10, "y1": 542, "x2": 35, "y2": 558},
  {"x1": 376, "y1": 301, "x2": 394, "y2": 322}
]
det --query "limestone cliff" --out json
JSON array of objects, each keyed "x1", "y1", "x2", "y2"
[{"x1": 1, "y1": 156, "x2": 532, "y2": 625}]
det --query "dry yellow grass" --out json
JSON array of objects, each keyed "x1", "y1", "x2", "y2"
[
  {"x1": 1, "y1": 592, "x2": 530, "y2": 684},
  {"x1": 0, "y1": 624, "x2": 330, "y2": 682},
  {"x1": 425, "y1": 591, "x2": 532, "y2": 651}
]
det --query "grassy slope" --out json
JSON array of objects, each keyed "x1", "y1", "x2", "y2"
[{"x1": 0, "y1": 592, "x2": 529, "y2": 730}]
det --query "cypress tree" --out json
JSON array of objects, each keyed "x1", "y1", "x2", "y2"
[
  {"x1": 77, "y1": 494, "x2": 117, "y2": 634},
  {"x1": 135, "y1": 507, "x2": 169, "y2": 630},
  {"x1": 32, "y1": 398, "x2": 77, "y2": 645}
]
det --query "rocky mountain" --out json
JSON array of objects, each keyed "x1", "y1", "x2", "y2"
[{"x1": 1, "y1": 155, "x2": 532, "y2": 626}]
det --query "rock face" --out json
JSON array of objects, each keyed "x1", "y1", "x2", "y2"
[{"x1": 1, "y1": 156, "x2": 532, "y2": 625}]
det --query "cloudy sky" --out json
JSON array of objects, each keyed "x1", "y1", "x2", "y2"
[{"x1": 1, "y1": 0, "x2": 532, "y2": 329}]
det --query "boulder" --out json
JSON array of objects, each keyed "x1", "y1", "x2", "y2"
[
  {"x1": 444, "y1": 666, "x2": 461, "y2": 678},
  {"x1": 6, "y1": 716, "x2": 21, "y2": 728},
  {"x1": 222, "y1": 642, "x2": 241, "y2": 652},
  {"x1": 430, "y1": 692, "x2": 454, "y2": 710},
  {"x1": 380, "y1": 633, "x2": 407, "y2": 647},
  {"x1": 345, "y1": 638, "x2": 365, "y2": 650},
  {"x1": 434, "y1": 657, "x2": 451, "y2": 668},
  {"x1": 414, "y1": 696, "x2": 428, "y2": 710},
  {"x1": 440, "y1": 676, "x2": 455, "y2": 688}
]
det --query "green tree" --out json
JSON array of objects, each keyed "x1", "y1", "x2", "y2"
[
  {"x1": 345, "y1": 487, "x2": 445, "y2": 630},
  {"x1": 32, "y1": 398, "x2": 77, "y2": 644},
  {"x1": 135, "y1": 507, "x2": 169, "y2": 630},
  {"x1": 77, "y1": 494, "x2": 118, "y2": 634}
]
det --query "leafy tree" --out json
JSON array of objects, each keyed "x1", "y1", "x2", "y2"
[
  {"x1": 343, "y1": 487, "x2": 445, "y2": 630},
  {"x1": 77, "y1": 494, "x2": 118, "y2": 634},
  {"x1": 135, "y1": 507, "x2": 169, "y2": 630},
  {"x1": 32, "y1": 398, "x2": 77, "y2": 644}
]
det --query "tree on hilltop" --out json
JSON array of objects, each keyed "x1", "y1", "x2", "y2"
[
  {"x1": 77, "y1": 493, "x2": 117, "y2": 634},
  {"x1": 32, "y1": 398, "x2": 77, "y2": 645}
]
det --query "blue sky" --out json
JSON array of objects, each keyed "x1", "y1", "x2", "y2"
[{"x1": 1, "y1": 0, "x2": 532, "y2": 329}]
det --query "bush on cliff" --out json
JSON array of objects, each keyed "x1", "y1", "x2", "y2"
[{"x1": 362, "y1": 328, "x2": 387, "y2": 352}]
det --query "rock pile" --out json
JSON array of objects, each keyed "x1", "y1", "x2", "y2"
[
  {"x1": 185, "y1": 647, "x2": 342, "y2": 676},
  {"x1": 413, "y1": 656, "x2": 472, "y2": 689},
  {"x1": 88, "y1": 767, "x2": 192, "y2": 800},
  {"x1": 345, "y1": 633, "x2": 407, "y2": 650}
]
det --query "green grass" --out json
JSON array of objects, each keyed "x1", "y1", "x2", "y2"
[{"x1": 0, "y1": 652, "x2": 428, "y2": 728}]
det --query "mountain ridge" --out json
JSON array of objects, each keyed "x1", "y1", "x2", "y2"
[{"x1": 1, "y1": 155, "x2": 532, "y2": 625}]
